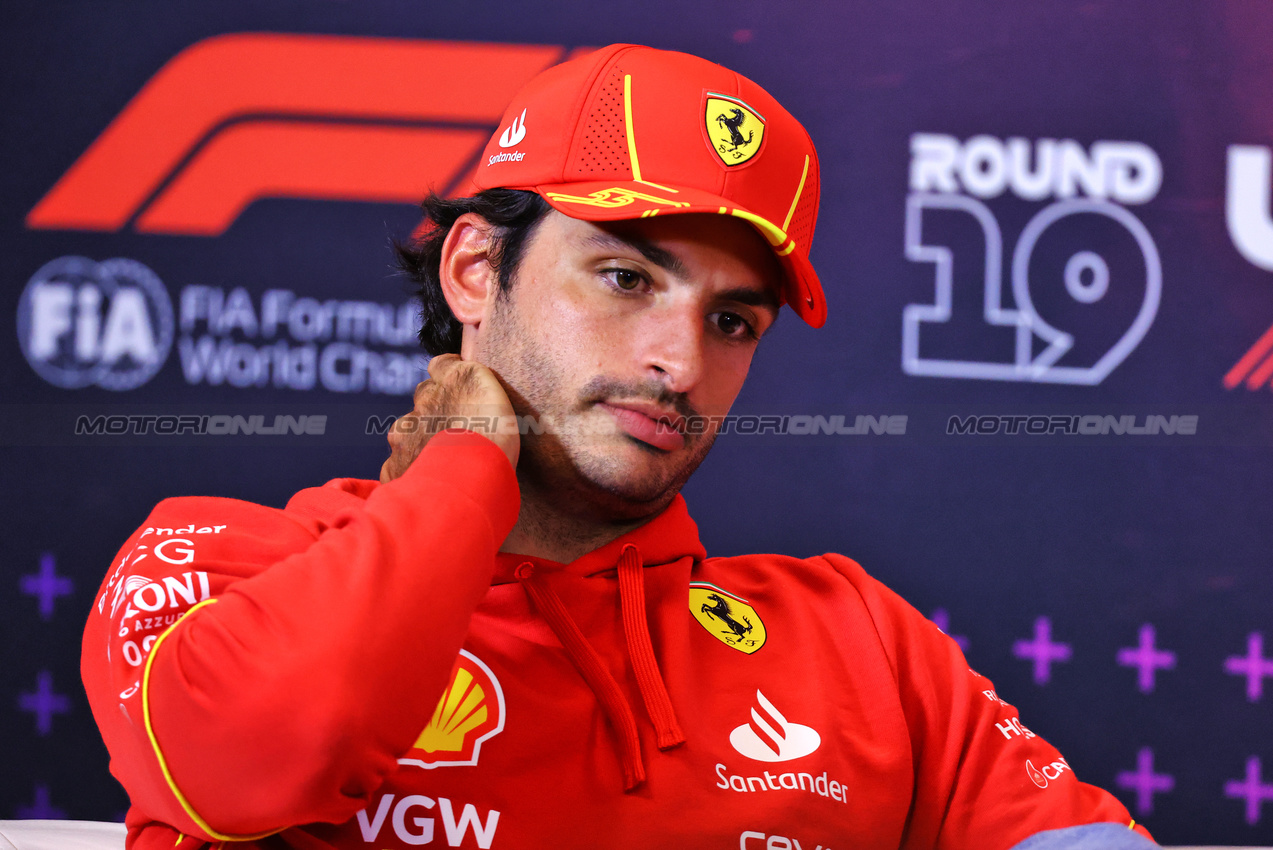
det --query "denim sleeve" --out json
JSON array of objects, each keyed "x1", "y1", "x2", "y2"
[{"x1": 1008, "y1": 823, "x2": 1159, "y2": 850}]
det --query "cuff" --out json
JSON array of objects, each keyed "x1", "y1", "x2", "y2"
[
  {"x1": 1009, "y1": 823, "x2": 1159, "y2": 850},
  {"x1": 394, "y1": 427, "x2": 521, "y2": 543}
]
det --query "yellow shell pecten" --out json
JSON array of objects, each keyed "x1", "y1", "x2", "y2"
[{"x1": 414, "y1": 668, "x2": 489, "y2": 753}]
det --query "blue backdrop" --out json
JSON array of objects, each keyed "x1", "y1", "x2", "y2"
[{"x1": 3, "y1": 1, "x2": 1272, "y2": 845}]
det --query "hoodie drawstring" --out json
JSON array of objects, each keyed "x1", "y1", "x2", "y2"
[
  {"x1": 515, "y1": 546, "x2": 683, "y2": 792},
  {"x1": 616, "y1": 545, "x2": 684, "y2": 750}
]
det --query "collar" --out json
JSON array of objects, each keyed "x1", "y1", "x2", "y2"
[
  {"x1": 492, "y1": 494, "x2": 705, "y2": 584},
  {"x1": 287, "y1": 478, "x2": 706, "y2": 583}
]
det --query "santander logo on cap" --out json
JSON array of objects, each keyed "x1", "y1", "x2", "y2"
[
  {"x1": 729, "y1": 690, "x2": 821, "y2": 762},
  {"x1": 498, "y1": 108, "x2": 527, "y2": 148}
]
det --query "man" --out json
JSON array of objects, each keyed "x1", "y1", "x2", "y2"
[{"x1": 83, "y1": 44, "x2": 1156, "y2": 849}]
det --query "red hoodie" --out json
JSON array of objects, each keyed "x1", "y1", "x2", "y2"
[{"x1": 82, "y1": 430, "x2": 1150, "y2": 849}]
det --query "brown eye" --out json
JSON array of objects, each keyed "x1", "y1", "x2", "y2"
[
  {"x1": 613, "y1": 269, "x2": 642, "y2": 290},
  {"x1": 713, "y1": 312, "x2": 753, "y2": 338}
]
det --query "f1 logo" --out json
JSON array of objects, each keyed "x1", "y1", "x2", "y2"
[{"x1": 27, "y1": 35, "x2": 580, "y2": 236}]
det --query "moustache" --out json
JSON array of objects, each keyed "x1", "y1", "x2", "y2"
[{"x1": 578, "y1": 376, "x2": 701, "y2": 431}]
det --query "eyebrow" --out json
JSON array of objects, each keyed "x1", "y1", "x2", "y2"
[
  {"x1": 582, "y1": 230, "x2": 782, "y2": 314},
  {"x1": 719, "y1": 286, "x2": 781, "y2": 314},
  {"x1": 584, "y1": 231, "x2": 688, "y2": 278}
]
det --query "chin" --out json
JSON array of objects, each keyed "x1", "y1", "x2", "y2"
[
  {"x1": 519, "y1": 440, "x2": 689, "y2": 519},
  {"x1": 579, "y1": 442, "x2": 706, "y2": 507}
]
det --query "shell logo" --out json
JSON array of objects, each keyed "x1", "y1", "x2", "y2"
[{"x1": 399, "y1": 649, "x2": 506, "y2": 770}]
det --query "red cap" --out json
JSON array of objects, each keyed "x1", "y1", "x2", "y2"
[{"x1": 472, "y1": 44, "x2": 825, "y2": 328}]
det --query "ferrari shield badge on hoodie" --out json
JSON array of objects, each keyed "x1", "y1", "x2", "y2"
[
  {"x1": 689, "y1": 582, "x2": 767, "y2": 654},
  {"x1": 400, "y1": 649, "x2": 506, "y2": 769}
]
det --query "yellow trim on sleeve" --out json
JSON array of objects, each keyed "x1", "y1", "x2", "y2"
[
  {"x1": 142, "y1": 597, "x2": 282, "y2": 843},
  {"x1": 781, "y1": 154, "x2": 811, "y2": 232}
]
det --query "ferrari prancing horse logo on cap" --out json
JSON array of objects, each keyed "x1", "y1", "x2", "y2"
[{"x1": 704, "y1": 94, "x2": 765, "y2": 167}]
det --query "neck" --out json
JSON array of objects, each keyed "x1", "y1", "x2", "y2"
[
  {"x1": 499, "y1": 479, "x2": 666, "y2": 564},
  {"x1": 498, "y1": 496, "x2": 641, "y2": 564}
]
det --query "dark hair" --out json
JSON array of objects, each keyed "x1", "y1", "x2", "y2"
[{"x1": 394, "y1": 189, "x2": 552, "y2": 355}]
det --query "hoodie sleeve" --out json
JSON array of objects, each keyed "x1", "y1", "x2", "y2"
[
  {"x1": 80, "y1": 430, "x2": 520, "y2": 842},
  {"x1": 820, "y1": 553, "x2": 1155, "y2": 850}
]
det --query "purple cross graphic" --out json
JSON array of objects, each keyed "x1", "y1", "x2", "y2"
[
  {"x1": 1224, "y1": 632, "x2": 1273, "y2": 702},
  {"x1": 19, "y1": 552, "x2": 73, "y2": 620},
  {"x1": 1012, "y1": 616, "x2": 1072, "y2": 685},
  {"x1": 1225, "y1": 756, "x2": 1273, "y2": 825},
  {"x1": 1115, "y1": 747, "x2": 1174, "y2": 816},
  {"x1": 18, "y1": 670, "x2": 71, "y2": 736},
  {"x1": 929, "y1": 608, "x2": 970, "y2": 652},
  {"x1": 15, "y1": 784, "x2": 67, "y2": 819},
  {"x1": 1115, "y1": 624, "x2": 1176, "y2": 693}
]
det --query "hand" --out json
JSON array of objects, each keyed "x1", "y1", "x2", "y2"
[{"x1": 379, "y1": 354, "x2": 519, "y2": 483}]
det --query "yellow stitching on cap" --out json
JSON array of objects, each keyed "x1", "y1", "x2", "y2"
[
  {"x1": 782, "y1": 154, "x2": 811, "y2": 233},
  {"x1": 545, "y1": 187, "x2": 689, "y2": 210},
  {"x1": 623, "y1": 74, "x2": 642, "y2": 183},
  {"x1": 142, "y1": 597, "x2": 281, "y2": 842},
  {"x1": 777, "y1": 241, "x2": 797, "y2": 256},
  {"x1": 637, "y1": 178, "x2": 679, "y2": 192},
  {"x1": 727, "y1": 208, "x2": 787, "y2": 247},
  {"x1": 618, "y1": 76, "x2": 679, "y2": 193}
]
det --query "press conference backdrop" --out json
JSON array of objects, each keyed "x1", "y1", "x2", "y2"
[{"x1": 3, "y1": 1, "x2": 1271, "y2": 844}]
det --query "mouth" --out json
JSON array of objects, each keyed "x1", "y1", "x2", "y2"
[{"x1": 597, "y1": 402, "x2": 687, "y2": 452}]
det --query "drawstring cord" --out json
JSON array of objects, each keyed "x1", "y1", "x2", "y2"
[
  {"x1": 516, "y1": 562, "x2": 646, "y2": 790},
  {"x1": 616, "y1": 545, "x2": 684, "y2": 750},
  {"x1": 515, "y1": 546, "x2": 683, "y2": 792}
]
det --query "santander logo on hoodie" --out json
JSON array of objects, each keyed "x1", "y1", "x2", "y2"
[{"x1": 730, "y1": 690, "x2": 821, "y2": 763}]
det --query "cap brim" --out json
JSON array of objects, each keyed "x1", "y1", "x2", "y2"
[{"x1": 531, "y1": 179, "x2": 826, "y2": 328}]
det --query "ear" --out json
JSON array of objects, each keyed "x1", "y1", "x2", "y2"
[{"x1": 438, "y1": 213, "x2": 500, "y2": 334}]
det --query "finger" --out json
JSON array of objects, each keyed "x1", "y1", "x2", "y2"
[
  {"x1": 426, "y1": 353, "x2": 461, "y2": 381},
  {"x1": 412, "y1": 380, "x2": 432, "y2": 406},
  {"x1": 382, "y1": 455, "x2": 407, "y2": 484},
  {"x1": 386, "y1": 415, "x2": 409, "y2": 450}
]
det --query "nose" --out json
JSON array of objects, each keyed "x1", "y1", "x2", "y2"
[{"x1": 641, "y1": 301, "x2": 705, "y2": 395}]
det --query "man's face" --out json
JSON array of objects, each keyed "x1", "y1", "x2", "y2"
[{"x1": 471, "y1": 209, "x2": 782, "y2": 522}]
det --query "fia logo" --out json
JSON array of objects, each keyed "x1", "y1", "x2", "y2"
[
  {"x1": 730, "y1": 690, "x2": 820, "y2": 763},
  {"x1": 17, "y1": 256, "x2": 174, "y2": 390},
  {"x1": 499, "y1": 108, "x2": 527, "y2": 148},
  {"x1": 903, "y1": 133, "x2": 1163, "y2": 385}
]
